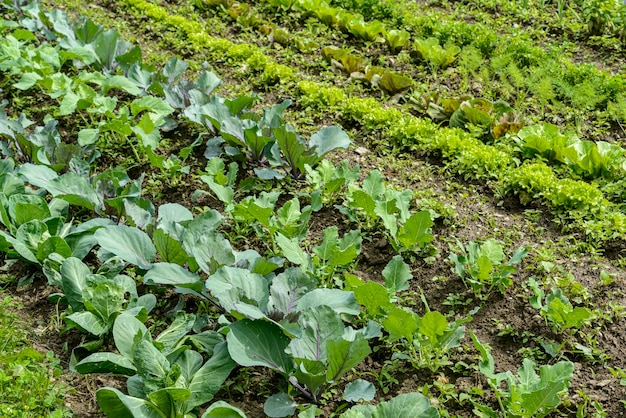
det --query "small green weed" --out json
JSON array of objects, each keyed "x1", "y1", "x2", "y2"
[{"x1": 0, "y1": 296, "x2": 72, "y2": 417}]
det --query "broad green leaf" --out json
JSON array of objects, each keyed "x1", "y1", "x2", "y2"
[
  {"x1": 102, "y1": 75, "x2": 141, "y2": 96},
  {"x1": 157, "y1": 203, "x2": 194, "y2": 225},
  {"x1": 294, "y1": 359, "x2": 327, "y2": 400},
  {"x1": 418, "y1": 311, "x2": 448, "y2": 341},
  {"x1": 267, "y1": 268, "x2": 317, "y2": 316},
  {"x1": 276, "y1": 198, "x2": 302, "y2": 229},
  {"x1": 134, "y1": 340, "x2": 170, "y2": 381},
  {"x1": 226, "y1": 319, "x2": 295, "y2": 374},
  {"x1": 131, "y1": 96, "x2": 174, "y2": 119},
  {"x1": 382, "y1": 307, "x2": 418, "y2": 343},
  {"x1": 187, "y1": 342, "x2": 236, "y2": 411},
  {"x1": 297, "y1": 288, "x2": 360, "y2": 315},
  {"x1": 206, "y1": 267, "x2": 268, "y2": 316},
  {"x1": 17, "y1": 163, "x2": 58, "y2": 189},
  {"x1": 113, "y1": 313, "x2": 149, "y2": 359},
  {"x1": 309, "y1": 126, "x2": 351, "y2": 157},
  {"x1": 397, "y1": 210, "x2": 433, "y2": 250},
  {"x1": 378, "y1": 71, "x2": 413, "y2": 95},
  {"x1": 362, "y1": 170, "x2": 384, "y2": 200},
  {"x1": 264, "y1": 393, "x2": 297, "y2": 418},
  {"x1": 147, "y1": 388, "x2": 191, "y2": 415},
  {"x1": 276, "y1": 232, "x2": 310, "y2": 268},
  {"x1": 37, "y1": 236, "x2": 72, "y2": 261},
  {"x1": 46, "y1": 173, "x2": 100, "y2": 211},
  {"x1": 75, "y1": 352, "x2": 137, "y2": 375},
  {"x1": 175, "y1": 350, "x2": 203, "y2": 382},
  {"x1": 13, "y1": 72, "x2": 42, "y2": 90},
  {"x1": 479, "y1": 239, "x2": 505, "y2": 264},
  {"x1": 95, "y1": 225, "x2": 156, "y2": 269},
  {"x1": 201, "y1": 401, "x2": 247, "y2": 418},
  {"x1": 153, "y1": 229, "x2": 188, "y2": 265},
  {"x1": 96, "y1": 387, "x2": 166, "y2": 418},
  {"x1": 66, "y1": 311, "x2": 107, "y2": 336},
  {"x1": 85, "y1": 282, "x2": 125, "y2": 327},
  {"x1": 287, "y1": 305, "x2": 345, "y2": 361},
  {"x1": 326, "y1": 335, "x2": 371, "y2": 381},
  {"x1": 9, "y1": 194, "x2": 50, "y2": 226},
  {"x1": 154, "y1": 311, "x2": 196, "y2": 354},
  {"x1": 382, "y1": 255, "x2": 412, "y2": 294},
  {"x1": 353, "y1": 282, "x2": 392, "y2": 317},
  {"x1": 60, "y1": 257, "x2": 90, "y2": 310},
  {"x1": 563, "y1": 307, "x2": 592, "y2": 330},
  {"x1": 144, "y1": 262, "x2": 203, "y2": 293},
  {"x1": 344, "y1": 379, "x2": 375, "y2": 402},
  {"x1": 350, "y1": 190, "x2": 376, "y2": 218},
  {"x1": 372, "y1": 392, "x2": 439, "y2": 417},
  {"x1": 78, "y1": 128, "x2": 100, "y2": 146},
  {"x1": 14, "y1": 220, "x2": 46, "y2": 263}
]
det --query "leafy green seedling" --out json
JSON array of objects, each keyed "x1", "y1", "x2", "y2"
[
  {"x1": 449, "y1": 239, "x2": 529, "y2": 300},
  {"x1": 528, "y1": 277, "x2": 594, "y2": 333},
  {"x1": 471, "y1": 331, "x2": 574, "y2": 417},
  {"x1": 342, "y1": 170, "x2": 434, "y2": 255}
]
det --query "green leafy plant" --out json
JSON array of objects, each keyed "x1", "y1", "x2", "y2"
[
  {"x1": 449, "y1": 239, "x2": 529, "y2": 300},
  {"x1": 414, "y1": 37, "x2": 461, "y2": 76},
  {"x1": 385, "y1": 29, "x2": 411, "y2": 53},
  {"x1": 75, "y1": 312, "x2": 235, "y2": 417},
  {"x1": 54, "y1": 257, "x2": 156, "y2": 342},
  {"x1": 528, "y1": 277, "x2": 594, "y2": 334},
  {"x1": 342, "y1": 170, "x2": 434, "y2": 255},
  {"x1": 516, "y1": 123, "x2": 626, "y2": 179},
  {"x1": 471, "y1": 332, "x2": 574, "y2": 417},
  {"x1": 304, "y1": 159, "x2": 360, "y2": 208},
  {"x1": 339, "y1": 392, "x2": 439, "y2": 417},
  {"x1": 201, "y1": 266, "x2": 375, "y2": 408},
  {"x1": 0, "y1": 169, "x2": 109, "y2": 269}
]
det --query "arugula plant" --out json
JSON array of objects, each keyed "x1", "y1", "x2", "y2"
[
  {"x1": 341, "y1": 170, "x2": 434, "y2": 255},
  {"x1": 74, "y1": 312, "x2": 235, "y2": 418},
  {"x1": 275, "y1": 225, "x2": 362, "y2": 286},
  {"x1": 471, "y1": 332, "x2": 574, "y2": 418},
  {"x1": 449, "y1": 239, "x2": 529, "y2": 301}
]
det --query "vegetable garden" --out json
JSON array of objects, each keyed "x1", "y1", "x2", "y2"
[{"x1": 0, "y1": 0, "x2": 625, "y2": 416}]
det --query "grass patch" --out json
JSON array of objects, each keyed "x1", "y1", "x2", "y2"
[{"x1": 0, "y1": 296, "x2": 72, "y2": 418}]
